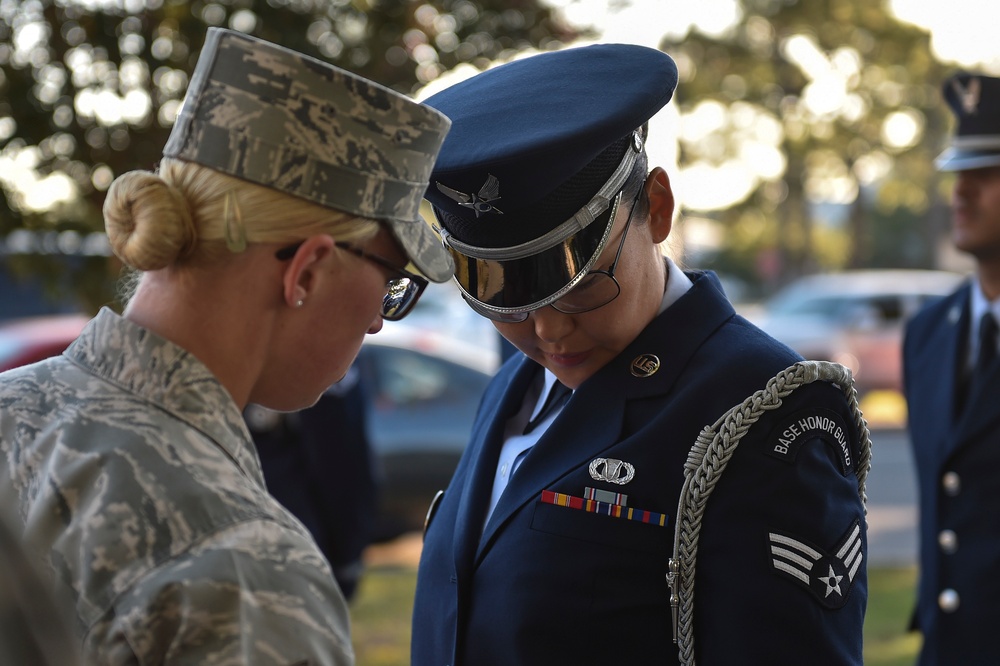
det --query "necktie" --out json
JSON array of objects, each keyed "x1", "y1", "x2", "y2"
[
  {"x1": 486, "y1": 381, "x2": 574, "y2": 522},
  {"x1": 961, "y1": 312, "x2": 999, "y2": 416},
  {"x1": 978, "y1": 313, "x2": 998, "y2": 371},
  {"x1": 523, "y1": 381, "x2": 573, "y2": 435}
]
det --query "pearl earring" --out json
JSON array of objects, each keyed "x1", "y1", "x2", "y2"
[{"x1": 296, "y1": 299, "x2": 304, "y2": 308}]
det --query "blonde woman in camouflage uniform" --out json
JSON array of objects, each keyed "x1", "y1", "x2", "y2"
[{"x1": 0, "y1": 28, "x2": 451, "y2": 665}]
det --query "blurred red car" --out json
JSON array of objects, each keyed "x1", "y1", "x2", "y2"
[
  {"x1": 0, "y1": 314, "x2": 90, "y2": 373},
  {"x1": 0, "y1": 309, "x2": 497, "y2": 540}
]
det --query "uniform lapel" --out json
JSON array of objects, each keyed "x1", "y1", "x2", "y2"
[
  {"x1": 452, "y1": 355, "x2": 537, "y2": 580},
  {"x1": 475, "y1": 378, "x2": 627, "y2": 558},
  {"x1": 943, "y1": 292, "x2": 971, "y2": 430},
  {"x1": 476, "y1": 271, "x2": 735, "y2": 562},
  {"x1": 908, "y1": 288, "x2": 969, "y2": 457},
  {"x1": 957, "y1": 356, "x2": 1000, "y2": 443}
]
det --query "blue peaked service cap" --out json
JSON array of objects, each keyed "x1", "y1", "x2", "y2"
[
  {"x1": 937, "y1": 72, "x2": 1000, "y2": 172},
  {"x1": 423, "y1": 43, "x2": 678, "y2": 317}
]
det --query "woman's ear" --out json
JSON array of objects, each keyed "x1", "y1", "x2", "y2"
[
  {"x1": 281, "y1": 235, "x2": 335, "y2": 308},
  {"x1": 645, "y1": 167, "x2": 674, "y2": 244}
]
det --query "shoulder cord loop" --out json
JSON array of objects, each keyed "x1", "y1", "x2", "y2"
[{"x1": 667, "y1": 360, "x2": 872, "y2": 666}]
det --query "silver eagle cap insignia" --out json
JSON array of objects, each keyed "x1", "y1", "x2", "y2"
[
  {"x1": 436, "y1": 174, "x2": 504, "y2": 217},
  {"x1": 952, "y1": 76, "x2": 982, "y2": 115}
]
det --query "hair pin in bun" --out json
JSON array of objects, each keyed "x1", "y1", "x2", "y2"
[{"x1": 223, "y1": 189, "x2": 247, "y2": 253}]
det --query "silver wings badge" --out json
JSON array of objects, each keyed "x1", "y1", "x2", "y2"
[
  {"x1": 436, "y1": 174, "x2": 504, "y2": 217},
  {"x1": 589, "y1": 458, "x2": 635, "y2": 485}
]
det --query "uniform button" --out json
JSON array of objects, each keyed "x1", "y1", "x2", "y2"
[
  {"x1": 938, "y1": 529, "x2": 958, "y2": 554},
  {"x1": 942, "y1": 472, "x2": 961, "y2": 496},
  {"x1": 938, "y1": 589, "x2": 960, "y2": 613}
]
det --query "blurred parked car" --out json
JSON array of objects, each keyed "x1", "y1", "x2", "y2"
[
  {"x1": 749, "y1": 270, "x2": 965, "y2": 397},
  {"x1": 404, "y1": 279, "x2": 500, "y2": 350},
  {"x1": 0, "y1": 312, "x2": 498, "y2": 541},
  {"x1": 0, "y1": 314, "x2": 91, "y2": 372},
  {"x1": 355, "y1": 325, "x2": 497, "y2": 539}
]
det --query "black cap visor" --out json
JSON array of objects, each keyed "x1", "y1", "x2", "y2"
[{"x1": 446, "y1": 193, "x2": 620, "y2": 316}]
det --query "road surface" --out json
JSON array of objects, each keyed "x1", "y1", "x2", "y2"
[{"x1": 866, "y1": 428, "x2": 918, "y2": 566}]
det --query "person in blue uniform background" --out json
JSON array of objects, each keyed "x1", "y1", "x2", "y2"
[
  {"x1": 903, "y1": 73, "x2": 1000, "y2": 666},
  {"x1": 412, "y1": 44, "x2": 868, "y2": 665},
  {"x1": 246, "y1": 364, "x2": 378, "y2": 601}
]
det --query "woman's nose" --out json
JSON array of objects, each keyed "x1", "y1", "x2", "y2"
[{"x1": 529, "y1": 306, "x2": 574, "y2": 344}]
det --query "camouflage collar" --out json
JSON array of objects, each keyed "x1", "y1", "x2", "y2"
[{"x1": 66, "y1": 309, "x2": 263, "y2": 486}]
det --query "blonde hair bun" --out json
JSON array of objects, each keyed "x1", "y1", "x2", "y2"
[{"x1": 104, "y1": 170, "x2": 197, "y2": 271}]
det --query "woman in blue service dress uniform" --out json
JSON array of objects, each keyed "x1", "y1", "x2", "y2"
[{"x1": 411, "y1": 44, "x2": 869, "y2": 666}]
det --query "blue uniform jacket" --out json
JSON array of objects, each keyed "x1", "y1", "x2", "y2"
[
  {"x1": 903, "y1": 280, "x2": 1000, "y2": 666},
  {"x1": 413, "y1": 271, "x2": 868, "y2": 665}
]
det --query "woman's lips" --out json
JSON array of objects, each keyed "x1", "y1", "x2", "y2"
[{"x1": 545, "y1": 350, "x2": 588, "y2": 367}]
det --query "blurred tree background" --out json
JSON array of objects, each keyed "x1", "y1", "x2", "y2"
[
  {"x1": 0, "y1": 0, "x2": 971, "y2": 314},
  {"x1": 661, "y1": 0, "x2": 956, "y2": 295},
  {"x1": 0, "y1": 0, "x2": 580, "y2": 313}
]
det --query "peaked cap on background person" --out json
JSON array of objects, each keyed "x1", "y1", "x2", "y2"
[
  {"x1": 163, "y1": 27, "x2": 454, "y2": 282},
  {"x1": 937, "y1": 72, "x2": 1000, "y2": 173},
  {"x1": 421, "y1": 43, "x2": 678, "y2": 315}
]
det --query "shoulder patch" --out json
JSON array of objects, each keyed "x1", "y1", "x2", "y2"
[
  {"x1": 768, "y1": 520, "x2": 864, "y2": 609},
  {"x1": 765, "y1": 408, "x2": 854, "y2": 474}
]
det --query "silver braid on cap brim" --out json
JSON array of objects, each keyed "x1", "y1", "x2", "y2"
[{"x1": 667, "y1": 360, "x2": 871, "y2": 666}]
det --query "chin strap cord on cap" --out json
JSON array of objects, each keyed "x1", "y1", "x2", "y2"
[{"x1": 666, "y1": 360, "x2": 872, "y2": 666}]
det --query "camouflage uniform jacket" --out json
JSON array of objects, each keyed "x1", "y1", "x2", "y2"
[{"x1": 0, "y1": 308, "x2": 354, "y2": 665}]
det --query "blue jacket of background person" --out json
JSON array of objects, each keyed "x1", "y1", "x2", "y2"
[
  {"x1": 247, "y1": 365, "x2": 378, "y2": 601},
  {"x1": 413, "y1": 270, "x2": 868, "y2": 666},
  {"x1": 904, "y1": 280, "x2": 1000, "y2": 665}
]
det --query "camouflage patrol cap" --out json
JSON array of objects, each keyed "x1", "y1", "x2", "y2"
[{"x1": 163, "y1": 28, "x2": 454, "y2": 282}]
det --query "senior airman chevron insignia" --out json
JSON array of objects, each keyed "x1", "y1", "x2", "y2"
[{"x1": 768, "y1": 520, "x2": 863, "y2": 609}]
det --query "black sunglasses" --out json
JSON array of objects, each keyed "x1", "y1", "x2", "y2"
[{"x1": 275, "y1": 241, "x2": 428, "y2": 321}]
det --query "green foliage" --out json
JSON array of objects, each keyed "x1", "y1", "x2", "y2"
[
  {"x1": 352, "y1": 566, "x2": 417, "y2": 666},
  {"x1": 863, "y1": 200, "x2": 941, "y2": 268},
  {"x1": 1, "y1": 0, "x2": 578, "y2": 223},
  {"x1": 663, "y1": 0, "x2": 954, "y2": 288},
  {"x1": 864, "y1": 565, "x2": 921, "y2": 666},
  {"x1": 0, "y1": 0, "x2": 579, "y2": 313},
  {"x1": 0, "y1": 0, "x2": 972, "y2": 309},
  {"x1": 349, "y1": 562, "x2": 921, "y2": 666}
]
